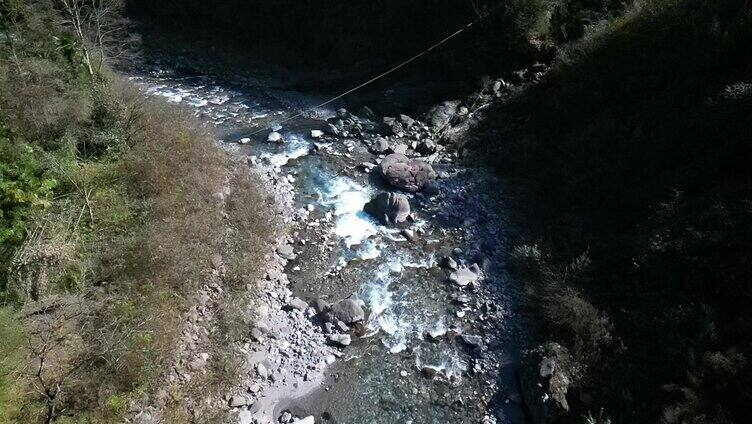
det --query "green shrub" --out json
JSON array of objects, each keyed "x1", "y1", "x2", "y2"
[{"x1": 0, "y1": 137, "x2": 57, "y2": 245}]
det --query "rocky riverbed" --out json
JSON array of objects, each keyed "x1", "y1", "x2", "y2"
[{"x1": 127, "y1": 62, "x2": 546, "y2": 424}]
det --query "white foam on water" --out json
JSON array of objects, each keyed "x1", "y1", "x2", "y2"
[
  {"x1": 259, "y1": 133, "x2": 311, "y2": 167},
  {"x1": 316, "y1": 177, "x2": 378, "y2": 247},
  {"x1": 356, "y1": 239, "x2": 382, "y2": 260},
  {"x1": 414, "y1": 346, "x2": 469, "y2": 381},
  {"x1": 186, "y1": 97, "x2": 209, "y2": 107}
]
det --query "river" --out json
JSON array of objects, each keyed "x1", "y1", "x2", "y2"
[{"x1": 129, "y1": 64, "x2": 528, "y2": 424}]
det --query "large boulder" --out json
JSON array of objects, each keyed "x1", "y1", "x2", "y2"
[
  {"x1": 520, "y1": 342, "x2": 576, "y2": 424},
  {"x1": 363, "y1": 192, "x2": 410, "y2": 225},
  {"x1": 379, "y1": 153, "x2": 437, "y2": 192},
  {"x1": 328, "y1": 296, "x2": 366, "y2": 324},
  {"x1": 425, "y1": 100, "x2": 461, "y2": 128}
]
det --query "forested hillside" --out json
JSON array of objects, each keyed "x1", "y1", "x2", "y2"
[
  {"x1": 475, "y1": 0, "x2": 752, "y2": 422},
  {"x1": 0, "y1": 1, "x2": 273, "y2": 422}
]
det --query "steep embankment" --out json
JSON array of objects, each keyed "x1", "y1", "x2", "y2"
[
  {"x1": 0, "y1": 2, "x2": 276, "y2": 422},
  {"x1": 472, "y1": 0, "x2": 752, "y2": 422}
]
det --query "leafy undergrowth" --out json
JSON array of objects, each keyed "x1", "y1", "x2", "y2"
[
  {"x1": 480, "y1": 0, "x2": 752, "y2": 422},
  {"x1": 0, "y1": 1, "x2": 276, "y2": 422}
]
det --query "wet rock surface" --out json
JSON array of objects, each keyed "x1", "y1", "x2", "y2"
[{"x1": 363, "y1": 192, "x2": 411, "y2": 225}]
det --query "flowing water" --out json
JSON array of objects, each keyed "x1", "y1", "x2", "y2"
[{"x1": 130, "y1": 65, "x2": 527, "y2": 424}]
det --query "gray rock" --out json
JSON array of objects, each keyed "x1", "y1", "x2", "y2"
[
  {"x1": 329, "y1": 297, "x2": 365, "y2": 324},
  {"x1": 370, "y1": 137, "x2": 390, "y2": 154},
  {"x1": 328, "y1": 334, "x2": 352, "y2": 347},
  {"x1": 459, "y1": 334, "x2": 483, "y2": 348},
  {"x1": 336, "y1": 320, "x2": 349, "y2": 332},
  {"x1": 310, "y1": 130, "x2": 324, "y2": 138},
  {"x1": 441, "y1": 256, "x2": 458, "y2": 270},
  {"x1": 421, "y1": 366, "x2": 439, "y2": 379},
  {"x1": 287, "y1": 297, "x2": 308, "y2": 311},
  {"x1": 276, "y1": 245, "x2": 296, "y2": 260},
  {"x1": 440, "y1": 118, "x2": 473, "y2": 146},
  {"x1": 323, "y1": 123, "x2": 339, "y2": 136},
  {"x1": 426, "y1": 327, "x2": 447, "y2": 340},
  {"x1": 267, "y1": 132, "x2": 284, "y2": 143},
  {"x1": 336, "y1": 108, "x2": 350, "y2": 119},
  {"x1": 250, "y1": 327, "x2": 264, "y2": 341},
  {"x1": 399, "y1": 114, "x2": 416, "y2": 128},
  {"x1": 382, "y1": 117, "x2": 404, "y2": 135},
  {"x1": 390, "y1": 144, "x2": 408, "y2": 155},
  {"x1": 401, "y1": 229, "x2": 417, "y2": 242},
  {"x1": 256, "y1": 363, "x2": 268, "y2": 379},
  {"x1": 449, "y1": 267, "x2": 479, "y2": 286},
  {"x1": 363, "y1": 192, "x2": 411, "y2": 225},
  {"x1": 357, "y1": 106, "x2": 378, "y2": 121},
  {"x1": 310, "y1": 297, "x2": 330, "y2": 314},
  {"x1": 379, "y1": 153, "x2": 437, "y2": 192},
  {"x1": 426, "y1": 100, "x2": 461, "y2": 128},
  {"x1": 416, "y1": 139, "x2": 437, "y2": 155},
  {"x1": 228, "y1": 395, "x2": 249, "y2": 408}
]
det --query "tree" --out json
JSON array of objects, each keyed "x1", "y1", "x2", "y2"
[{"x1": 57, "y1": 0, "x2": 139, "y2": 76}]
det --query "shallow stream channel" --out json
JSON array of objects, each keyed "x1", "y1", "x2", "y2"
[{"x1": 129, "y1": 64, "x2": 528, "y2": 424}]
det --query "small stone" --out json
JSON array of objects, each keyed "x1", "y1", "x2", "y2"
[
  {"x1": 287, "y1": 297, "x2": 308, "y2": 311},
  {"x1": 459, "y1": 334, "x2": 483, "y2": 348},
  {"x1": 327, "y1": 334, "x2": 351, "y2": 347},
  {"x1": 426, "y1": 327, "x2": 446, "y2": 341},
  {"x1": 336, "y1": 320, "x2": 349, "y2": 332},
  {"x1": 228, "y1": 395, "x2": 249, "y2": 408},
  {"x1": 238, "y1": 137, "x2": 251, "y2": 144},
  {"x1": 400, "y1": 370, "x2": 408, "y2": 377},
  {"x1": 390, "y1": 144, "x2": 408, "y2": 155},
  {"x1": 257, "y1": 363, "x2": 268, "y2": 379},
  {"x1": 276, "y1": 245, "x2": 296, "y2": 260},
  {"x1": 449, "y1": 267, "x2": 479, "y2": 286},
  {"x1": 249, "y1": 384, "x2": 261, "y2": 393},
  {"x1": 422, "y1": 366, "x2": 438, "y2": 379},
  {"x1": 310, "y1": 130, "x2": 324, "y2": 138},
  {"x1": 441, "y1": 256, "x2": 458, "y2": 270}
]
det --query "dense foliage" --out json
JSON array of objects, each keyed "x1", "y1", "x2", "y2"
[
  {"x1": 482, "y1": 0, "x2": 752, "y2": 422},
  {"x1": 0, "y1": 1, "x2": 274, "y2": 422}
]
